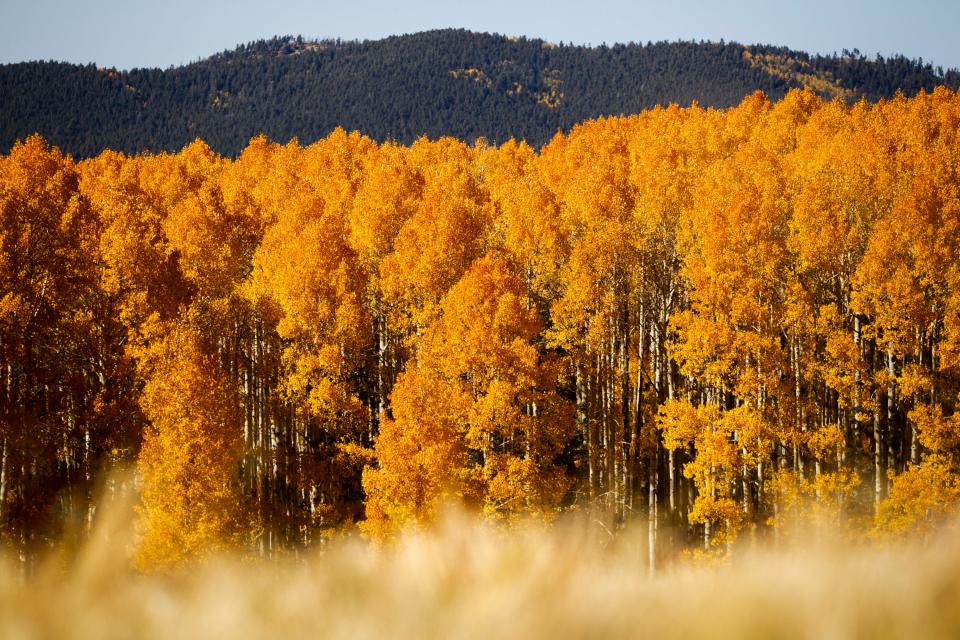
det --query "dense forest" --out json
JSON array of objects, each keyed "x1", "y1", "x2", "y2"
[
  {"x1": 2, "y1": 88, "x2": 960, "y2": 568},
  {"x1": 2, "y1": 29, "x2": 960, "y2": 158}
]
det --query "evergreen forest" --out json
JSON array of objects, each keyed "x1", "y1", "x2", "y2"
[{"x1": 2, "y1": 30, "x2": 959, "y2": 158}]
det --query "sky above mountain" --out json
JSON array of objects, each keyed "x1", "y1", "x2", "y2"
[{"x1": 2, "y1": 0, "x2": 958, "y2": 71}]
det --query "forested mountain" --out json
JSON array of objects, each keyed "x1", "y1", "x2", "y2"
[{"x1": 2, "y1": 29, "x2": 959, "y2": 157}]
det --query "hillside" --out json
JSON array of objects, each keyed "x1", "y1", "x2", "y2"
[{"x1": 2, "y1": 29, "x2": 958, "y2": 157}]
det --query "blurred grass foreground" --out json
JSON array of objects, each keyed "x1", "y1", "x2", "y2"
[{"x1": 1, "y1": 482, "x2": 959, "y2": 640}]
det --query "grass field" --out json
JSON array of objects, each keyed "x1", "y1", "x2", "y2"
[{"x1": 1, "y1": 494, "x2": 958, "y2": 640}]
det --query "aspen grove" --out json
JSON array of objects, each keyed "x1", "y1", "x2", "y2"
[{"x1": 2, "y1": 88, "x2": 960, "y2": 568}]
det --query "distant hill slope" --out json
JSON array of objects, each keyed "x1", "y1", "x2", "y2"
[{"x1": 2, "y1": 29, "x2": 958, "y2": 157}]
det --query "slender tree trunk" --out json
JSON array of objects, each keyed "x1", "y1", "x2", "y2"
[
  {"x1": 620, "y1": 301, "x2": 630, "y2": 523},
  {"x1": 874, "y1": 406, "x2": 883, "y2": 509},
  {"x1": 756, "y1": 452, "x2": 763, "y2": 518},
  {"x1": 630, "y1": 311, "x2": 645, "y2": 515},
  {"x1": 704, "y1": 513, "x2": 712, "y2": 550},
  {"x1": 577, "y1": 362, "x2": 594, "y2": 501},
  {"x1": 741, "y1": 454, "x2": 750, "y2": 517},
  {"x1": 911, "y1": 391, "x2": 919, "y2": 465},
  {"x1": 794, "y1": 332, "x2": 805, "y2": 478},
  {"x1": 668, "y1": 449, "x2": 676, "y2": 516},
  {"x1": 0, "y1": 437, "x2": 7, "y2": 524},
  {"x1": 886, "y1": 350, "x2": 896, "y2": 472},
  {"x1": 648, "y1": 448, "x2": 657, "y2": 577}
]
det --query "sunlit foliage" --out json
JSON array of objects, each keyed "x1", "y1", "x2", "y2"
[{"x1": 2, "y1": 88, "x2": 960, "y2": 567}]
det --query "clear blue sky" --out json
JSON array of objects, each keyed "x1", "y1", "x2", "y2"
[{"x1": 2, "y1": 0, "x2": 958, "y2": 71}]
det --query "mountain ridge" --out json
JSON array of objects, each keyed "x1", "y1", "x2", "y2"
[{"x1": 2, "y1": 29, "x2": 958, "y2": 157}]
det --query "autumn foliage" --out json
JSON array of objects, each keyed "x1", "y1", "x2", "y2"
[{"x1": 3, "y1": 88, "x2": 960, "y2": 566}]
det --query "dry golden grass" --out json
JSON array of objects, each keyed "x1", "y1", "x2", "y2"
[{"x1": 2, "y1": 492, "x2": 959, "y2": 640}]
